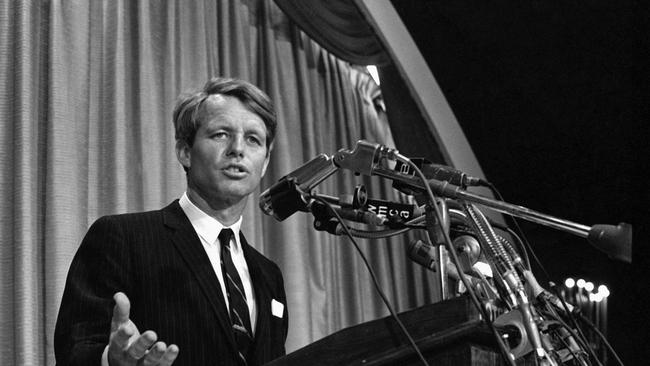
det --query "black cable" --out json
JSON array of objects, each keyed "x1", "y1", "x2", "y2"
[
  {"x1": 576, "y1": 312, "x2": 625, "y2": 366},
  {"x1": 407, "y1": 162, "x2": 516, "y2": 366},
  {"x1": 549, "y1": 285, "x2": 603, "y2": 366},
  {"x1": 341, "y1": 226, "x2": 412, "y2": 239},
  {"x1": 312, "y1": 197, "x2": 431, "y2": 366},
  {"x1": 553, "y1": 328, "x2": 584, "y2": 366},
  {"x1": 485, "y1": 181, "x2": 602, "y2": 364},
  {"x1": 539, "y1": 310, "x2": 593, "y2": 366}
]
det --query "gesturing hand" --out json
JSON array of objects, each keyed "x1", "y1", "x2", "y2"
[{"x1": 108, "y1": 292, "x2": 179, "y2": 366}]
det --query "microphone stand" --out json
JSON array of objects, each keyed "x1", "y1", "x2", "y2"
[
  {"x1": 371, "y1": 166, "x2": 632, "y2": 263},
  {"x1": 264, "y1": 143, "x2": 631, "y2": 365},
  {"x1": 421, "y1": 198, "x2": 451, "y2": 300},
  {"x1": 371, "y1": 163, "x2": 630, "y2": 364}
]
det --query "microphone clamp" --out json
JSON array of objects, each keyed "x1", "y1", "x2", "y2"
[{"x1": 333, "y1": 140, "x2": 409, "y2": 176}]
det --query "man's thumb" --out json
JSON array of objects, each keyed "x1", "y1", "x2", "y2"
[{"x1": 111, "y1": 292, "x2": 131, "y2": 325}]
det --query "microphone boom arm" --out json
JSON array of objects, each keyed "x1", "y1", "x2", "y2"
[{"x1": 371, "y1": 166, "x2": 632, "y2": 263}]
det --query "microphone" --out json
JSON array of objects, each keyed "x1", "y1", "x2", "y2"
[
  {"x1": 333, "y1": 140, "x2": 409, "y2": 176},
  {"x1": 394, "y1": 158, "x2": 483, "y2": 187},
  {"x1": 522, "y1": 271, "x2": 587, "y2": 364},
  {"x1": 310, "y1": 192, "x2": 421, "y2": 229},
  {"x1": 423, "y1": 162, "x2": 483, "y2": 186},
  {"x1": 408, "y1": 240, "x2": 495, "y2": 301},
  {"x1": 407, "y1": 239, "x2": 437, "y2": 271},
  {"x1": 407, "y1": 239, "x2": 481, "y2": 278},
  {"x1": 259, "y1": 154, "x2": 338, "y2": 221},
  {"x1": 522, "y1": 270, "x2": 575, "y2": 314},
  {"x1": 364, "y1": 198, "x2": 424, "y2": 225},
  {"x1": 311, "y1": 201, "x2": 387, "y2": 227},
  {"x1": 587, "y1": 223, "x2": 632, "y2": 263}
]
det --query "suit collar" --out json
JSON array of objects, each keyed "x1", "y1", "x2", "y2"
[{"x1": 178, "y1": 193, "x2": 244, "y2": 251}]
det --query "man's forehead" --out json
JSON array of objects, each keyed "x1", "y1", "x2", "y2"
[{"x1": 199, "y1": 94, "x2": 265, "y2": 131}]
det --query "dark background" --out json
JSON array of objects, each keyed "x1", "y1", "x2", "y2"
[{"x1": 388, "y1": 0, "x2": 648, "y2": 364}]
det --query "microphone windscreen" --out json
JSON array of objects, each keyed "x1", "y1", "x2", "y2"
[
  {"x1": 407, "y1": 240, "x2": 436, "y2": 271},
  {"x1": 587, "y1": 223, "x2": 632, "y2": 263}
]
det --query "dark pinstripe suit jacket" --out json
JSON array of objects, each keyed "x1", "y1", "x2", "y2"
[{"x1": 54, "y1": 200, "x2": 288, "y2": 366}]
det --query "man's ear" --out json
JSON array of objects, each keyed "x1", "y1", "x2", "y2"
[
  {"x1": 261, "y1": 142, "x2": 273, "y2": 177},
  {"x1": 176, "y1": 140, "x2": 191, "y2": 170},
  {"x1": 261, "y1": 154, "x2": 270, "y2": 178}
]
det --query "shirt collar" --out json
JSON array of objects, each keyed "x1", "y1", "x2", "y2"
[{"x1": 179, "y1": 192, "x2": 243, "y2": 250}]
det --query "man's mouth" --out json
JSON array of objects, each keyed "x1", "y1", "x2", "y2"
[{"x1": 222, "y1": 164, "x2": 248, "y2": 176}]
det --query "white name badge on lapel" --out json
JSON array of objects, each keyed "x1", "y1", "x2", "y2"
[{"x1": 271, "y1": 299, "x2": 284, "y2": 318}]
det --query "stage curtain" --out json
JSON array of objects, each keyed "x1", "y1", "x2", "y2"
[
  {"x1": 273, "y1": 0, "x2": 390, "y2": 66},
  {"x1": 0, "y1": 1, "x2": 439, "y2": 364}
]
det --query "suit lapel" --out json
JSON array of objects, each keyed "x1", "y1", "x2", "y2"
[{"x1": 162, "y1": 201, "x2": 238, "y2": 352}]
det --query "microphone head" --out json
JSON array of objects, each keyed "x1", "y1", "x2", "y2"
[
  {"x1": 407, "y1": 239, "x2": 437, "y2": 271},
  {"x1": 259, "y1": 154, "x2": 338, "y2": 221},
  {"x1": 392, "y1": 158, "x2": 483, "y2": 188},
  {"x1": 259, "y1": 178, "x2": 307, "y2": 221},
  {"x1": 587, "y1": 222, "x2": 632, "y2": 263}
]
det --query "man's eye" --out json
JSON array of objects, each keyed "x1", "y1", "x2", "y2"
[
  {"x1": 247, "y1": 136, "x2": 262, "y2": 145},
  {"x1": 213, "y1": 132, "x2": 228, "y2": 139}
]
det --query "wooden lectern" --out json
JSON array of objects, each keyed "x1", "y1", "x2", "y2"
[{"x1": 266, "y1": 295, "x2": 525, "y2": 366}]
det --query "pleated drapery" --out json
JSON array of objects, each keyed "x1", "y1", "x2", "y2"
[
  {"x1": 0, "y1": 1, "x2": 440, "y2": 365},
  {"x1": 273, "y1": 0, "x2": 390, "y2": 65}
]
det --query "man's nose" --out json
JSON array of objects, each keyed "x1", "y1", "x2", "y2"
[{"x1": 227, "y1": 134, "x2": 245, "y2": 156}]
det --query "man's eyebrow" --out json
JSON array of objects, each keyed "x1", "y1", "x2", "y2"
[
  {"x1": 203, "y1": 121, "x2": 232, "y2": 131},
  {"x1": 203, "y1": 123, "x2": 266, "y2": 138},
  {"x1": 245, "y1": 127, "x2": 265, "y2": 134}
]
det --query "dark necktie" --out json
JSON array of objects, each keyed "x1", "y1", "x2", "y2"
[{"x1": 219, "y1": 228, "x2": 253, "y2": 365}]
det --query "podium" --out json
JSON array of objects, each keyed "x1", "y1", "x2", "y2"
[{"x1": 266, "y1": 296, "x2": 528, "y2": 366}]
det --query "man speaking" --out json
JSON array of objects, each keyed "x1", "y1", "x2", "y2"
[{"x1": 54, "y1": 77, "x2": 288, "y2": 366}]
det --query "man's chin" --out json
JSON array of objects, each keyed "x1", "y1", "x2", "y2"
[
  {"x1": 189, "y1": 184, "x2": 253, "y2": 204},
  {"x1": 214, "y1": 185, "x2": 256, "y2": 202}
]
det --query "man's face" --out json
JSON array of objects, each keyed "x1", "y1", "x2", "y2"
[{"x1": 177, "y1": 94, "x2": 270, "y2": 207}]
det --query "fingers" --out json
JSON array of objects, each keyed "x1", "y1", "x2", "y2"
[
  {"x1": 109, "y1": 325, "x2": 135, "y2": 352},
  {"x1": 159, "y1": 344, "x2": 179, "y2": 366},
  {"x1": 112, "y1": 292, "x2": 131, "y2": 328},
  {"x1": 142, "y1": 342, "x2": 166, "y2": 366},
  {"x1": 109, "y1": 329, "x2": 166, "y2": 365},
  {"x1": 142, "y1": 343, "x2": 180, "y2": 366},
  {"x1": 108, "y1": 292, "x2": 179, "y2": 365},
  {"x1": 126, "y1": 330, "x2": 157, "y2": 359}
]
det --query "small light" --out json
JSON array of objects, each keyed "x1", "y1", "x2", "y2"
[
  {"x1": 593, "y1": 293, "x2": 604, "y2": 302},
  {"x1": 598, "y1": 285, "x2": 610, "y2": 298},
  {"x1": 565, "y1": 278, "x2": 575, "y2": 288},
  {"x1": 598, "y1": 285, "x2": 609, "y2": 299},
  {"x1": 576, "y1": 279, "x2": 586, "y2": 288},
  {"x1": 367, "y1": 65, "x2": 380, "y2": 85},
  {"x1": 585, "y1": 282, "x2": 594, "y2": 292}
]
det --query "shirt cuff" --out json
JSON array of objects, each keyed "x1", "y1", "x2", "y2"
[{"x1": 101, "y1": 345, "x2": 110, "y2": 366}]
